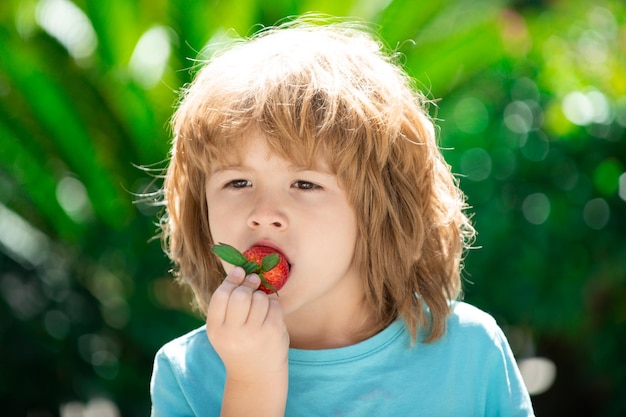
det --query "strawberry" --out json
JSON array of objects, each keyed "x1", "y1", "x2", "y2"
[{"x1": 211, "y1": 243, "x2": 290, "y2": 295}]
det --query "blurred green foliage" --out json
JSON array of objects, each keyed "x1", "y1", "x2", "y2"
[{"x1": 0, "y1": 0, "x2": 624, "y2": 416}]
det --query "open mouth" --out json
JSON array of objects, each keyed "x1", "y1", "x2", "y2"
[
  {"x1": 243, "y1": 245, "x2": 291, "y2": 294},
  {"x1": 212, "y1": 242, "x2": 290, "y2": 294},
  {"x1": 251, "y1": 244, "x2": 291, "y2": 270}
]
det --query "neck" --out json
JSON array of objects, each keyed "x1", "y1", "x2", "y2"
[{"x1": 285, "y1": 297, "x2": 381, "y2": 350}]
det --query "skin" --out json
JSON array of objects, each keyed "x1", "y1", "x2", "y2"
[
  {"x1": 204, "y1": 130, "x2": 379, "y2": 416},
  {"x1": 207, "y1": 268, "x2": 289, "y2": 416}
]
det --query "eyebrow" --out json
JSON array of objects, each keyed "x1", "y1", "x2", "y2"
[
  {"x1": 288, "y1": 165, "x2": 332, "y2": 175},
  {"x1": 210, "y1": 164, "x2": 249, "y2": 174},
  {"x1": 211, "y1": 164, "x2": 332, "y2": 175}
]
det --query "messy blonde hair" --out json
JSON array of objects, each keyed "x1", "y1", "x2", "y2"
[{"x1": 160, "y1": 17, "x2": 475, "y2": 342}]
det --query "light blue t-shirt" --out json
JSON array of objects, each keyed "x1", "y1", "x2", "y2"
[{"x1": 150, "y1": 302, "x2": 534, "y2": 416}]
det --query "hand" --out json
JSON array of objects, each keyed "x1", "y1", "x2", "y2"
[{"x1": 206, "y1": 267, "x2": 290, "y2": 382}]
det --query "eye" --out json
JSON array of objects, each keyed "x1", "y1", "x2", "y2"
[
  {"x1": 292, "y1": 180, "x2": 321, "y2": 191},
  {"x1": 225, "y1": 179, "x2": 252, "y2": 189}
]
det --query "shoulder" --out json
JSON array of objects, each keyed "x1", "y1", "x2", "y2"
[
  {"x1": 154, "y1": 326, "x2": 216, "y2": 375},
  {"x1": 442, "y1": 301, "x2": 510, "y2": 350},
  {"x1": 448, "y1": 301, "x2": 500, "y2": 332},
  {"x1": 151, "y1": 327, "x2": 226, "y2": 415},
  {"x1": 442, "y1": 302, "x2": 516, "y2": 372},
  {"x1": 157, "y1": 326, "x2": 209, "y2": 356},
  {"x1": 445, "y1": 303, "x2": 535, "y2": 415}
]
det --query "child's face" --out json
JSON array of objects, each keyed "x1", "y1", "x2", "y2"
[{"x1": 205, "y1": 130, "x2": 363, "y2": 316}]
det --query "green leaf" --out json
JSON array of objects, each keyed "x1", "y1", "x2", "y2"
[
  {"x1": 211, "y1": 243, "x2": 248, "y2": 266},
  {"x1": 242, "y1": 261, "x2": 260, "y2": 275},
  {"x1": 258, "y1": 273, "x2": 278, "y2": 295},
  {"x1": 261, "y1": 253, "x2": 280, "y2": 272}
]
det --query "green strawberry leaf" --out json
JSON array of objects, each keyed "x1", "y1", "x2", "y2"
[
  {"x1": 211, "y1": 243, "x2": 248, "y2": 266},
  {"x1": 242, "y1": 260, "x2": 260, "y2": 275},
  {"x1": 261, "y1": 253, "x2": 280, "y2": 272},
  {"x1": 258, "y1": 273, "x2": 279, "y2": 295}
]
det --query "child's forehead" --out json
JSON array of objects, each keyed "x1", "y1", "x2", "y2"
[{"x1": 208, "y1": 134, "x2": 332, "y2": 172}]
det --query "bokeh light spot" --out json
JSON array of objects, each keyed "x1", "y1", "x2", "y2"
[
  {"x1": 519, "y1": 357, "x2": 557, "y2": 395},
  {"x1": 615, "y1": 97, "x2": 626, "y2": 127},
  {"x1": 562, "y1": 92, "x2": 592, "y2": 126},
  {"x1": 129, "y1": 26, "x2": 174, "y2": 89},
  {"x1": 0, "y1": 203, "x2": 50, "y2": 267},
  {"x1": 460, "y1": 148, "x2": 492, "y2": 181},
  {"x1": 78, "y1": 333, "x2": 120, "y2": 380},
  {"x1": 60, "y1": 398, "x2": 120, "y2": 417},
  {"x1": 453, "y1": 97, "x2": 489, "y2": 134},
  {"x1": 56, "y1": 176, "x2": 93, "y2": 223},
  {"x1": 619, "y1": 173, "x2": 626, "y2": 202},
  {"x1": 36, "y1": 0, "x2": 98, "y2": 62},
  {"x1": 588, "y1": 7, "x2": 618, "y2": 37},
  {"x1": 511, "y1": 77, "x2": 540, "y2": 102},
  {"x1": 0, "y1": 273, "x2": 47, "y2": 320},
  {"x1": 562, "y1": 90, "x2": 611, "y2": 126},
  {"x1": 504, "y1": 101, "x2": 534, "y2": 134},
  {"x1": 583, "y1": 198, "x2": 610, "y2": 230},
  {"x1": 577, "y1": 29, "x2": 609, "y2": 65},
  {"x1": 522, "y1": 193, "x2": 550, "y2": 225}
]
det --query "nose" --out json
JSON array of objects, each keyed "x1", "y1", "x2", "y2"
[{"x1": 247, "y1": 193, "x2": 288, "y2": 230}]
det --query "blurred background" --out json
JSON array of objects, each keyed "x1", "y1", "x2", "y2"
[{"x1": 0, "y1": 0, "x2": 624, "y2": 416}]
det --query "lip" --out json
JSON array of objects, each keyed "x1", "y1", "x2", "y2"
[{"x1": 250, "y1": 240, "x2": 292, "y2": 269}]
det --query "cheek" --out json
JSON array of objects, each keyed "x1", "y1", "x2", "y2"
[
  {"x1": 208, "y1": 216, "x2": 231, "y2": 244},
  {"x1": 206, "y1": 200, "x2": 232, "y2": 241},
  {"x1": 207, "y1": 196, "x2": 253, "y2": 246},
  {"x1": 315, "y1": 206, "x2": 358, "y2": 257}
]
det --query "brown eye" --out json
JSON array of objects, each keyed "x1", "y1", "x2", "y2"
[
  {"x1": 292, "y1": 180, "x2": 321, "y2": 191},
  {"x1": 226, "y1": 179, "x2": 252, "y2": 189}
]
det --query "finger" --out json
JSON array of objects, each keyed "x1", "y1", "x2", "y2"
[
  {"x1": 265, "y1": 299, "x2": 285, "y2": 327},
  {"x1": 222, "y1": 266, "x2": 247, "y2": 286},
  {"x1": 265, "y1": 299, "x2": 288, "y2": 345},
  {"x1": 224, "y1": 284, "x2": 257, "y2": 325},
  {"x1": 221, "y1": 275, "x2": 262, "y2": 327},
  {"x1": 207, "y1": 267, "x2": 246, "y2": 327},
  {"x1": 241, "y1": 274, "x2": 261, "y2": 290},
  {"x1": 246, "y1": 290, "x2": 270, "y2": 326}
]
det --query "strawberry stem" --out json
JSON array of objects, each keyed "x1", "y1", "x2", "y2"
[
  {"x1": 258, "y1": 274, "x2": 279, "y2": 296},
  {"x1": 211, "y1": 243, "x2": 280, "y2": 296}
]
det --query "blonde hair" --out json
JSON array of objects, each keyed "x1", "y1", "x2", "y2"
[{"x1": 160, "y1": 17, "x2": 475, "y2": 342}]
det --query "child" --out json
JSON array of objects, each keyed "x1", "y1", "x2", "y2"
[{"x1": 150, "y1": 16, "x2": 534, "y2": 417}]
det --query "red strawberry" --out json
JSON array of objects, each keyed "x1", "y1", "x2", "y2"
[
  {"x1": 243, "y1": 246, "x2": 290, "y2": 294},
  {"x1": 211, "y1": 243, "x2": 290, "y2": 295}
]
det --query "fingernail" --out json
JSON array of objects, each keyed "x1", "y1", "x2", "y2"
[
  {"x1": 247, "y1": 274, "x2": 260, "y2": 285},
  {"x1": 231, "y1": 267, "x2": 245, "y2": 279}
]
